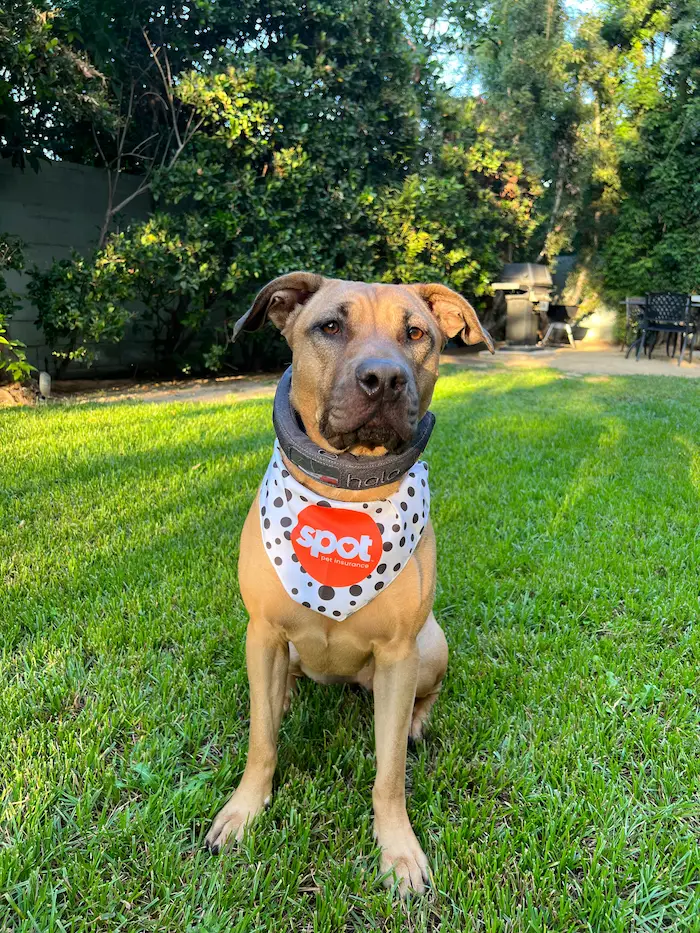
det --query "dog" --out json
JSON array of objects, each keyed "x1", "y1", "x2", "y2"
[{"x1": 204, "y1": 272, "x2": 494, "y2": 894}]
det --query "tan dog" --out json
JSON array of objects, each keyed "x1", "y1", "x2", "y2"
[{"x1": 205, "y1": 273, "x2": 493, "y2": 894}]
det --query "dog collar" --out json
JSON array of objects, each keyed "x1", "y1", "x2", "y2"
[{"x1": 272, "y1": 366, "x2": 435, "y2": 490}]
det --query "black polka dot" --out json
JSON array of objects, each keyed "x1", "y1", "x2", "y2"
[
  {"x1": 400, "y1": 536, "x2": 405, "y2": 547},
  {"x1": 411, "y1": 534, "x2": 415, "y2": 543},
  {"x1": 274, "y1": 557, "x2": 282, "y2": 566},
  {"x1": 291, "y1": 588, "x2": 298, "y2": 595},
  {"x1": 281, "y1": 469, "x2": 289, "y2": 477},
  {"x1": 377, "y1": 523, "x2": 384, "y2": 535},
  {"x1": 307, "y1": 581, "x2": 313, "y2": 587},
  {"x1": 264, "y1": 518, "x2": 271, "y2": 529},
  {"x1": 333, "y1": 610, "x2": 341, "y2": 617},
  {"x1": 281, "y1": 517, "x2": 292, "y2": 528},
  {"x1": 273, "y1": 497, "x2": 283, "y2": 508},
  {"x1": 300, "y1": 495, "x2": 308, "y2": 502},
  {"x1": 400, "y1": 502, "x2": 408, "y2": 512},
  {"x1": 319, "y1": 586, "x2": 335, "y2": 600},
  {"x1": 318, "y1": 606, "x2": 326, "y2": 612},
  {"x1": 261, "y1": 506, "x2": 266, "y2": 516},
  {"x1": 374, "y1": 581, "x2": 384, "y2": 591},
  {"x1": 392, "y1": 524, "x2": 400, "y2": 533},
  {"x1": 302, "y1": 601, "x2": 310, "y2": 608},
  {"x1": 266, "y1": 542, "x2": 272, "y2": 549},
  {"x1": 275, "y1": 538, "x2": 281, "y2": 545},
  {"x1": 285, "y1": 489, "x2": 292, "y2": 501},
  {"x1": 350, "y1": 585, "x2": 362, "y2": 596},
  {"x1": 412, "y1": 514, "x2": 419, "y2": 524},
  {"x1": 377, "y1": 563, "x2": 387, "y2": 574},
  {"x1": 349, "y1": 600, "x2": 356, "y2": 606},
  {"x1": 421, "y1": 478, "x2": 426, "y2": 487},
  {"x1": 292, "y1": 554, "x2": 299, "y2": 563},
  {"x1": 300, "y1": 566, "x2": 307, "y2": 574},
  {"x1": 383, "y1": 541, "x2": 393, "y2": 552},
  {"x1": 318, "y1": 500, "x2": 330, "y2": 508},
  {"x1": 376, "y1": 508, "x2": 382, "y2": 514},
  {"x1": 363, "y1": 503, "x2": 369, "y2": 509},
  {"x1": 409, "y1": 471, "x2": 415, "y2": 478},
  {"x1": 284, "y1": 531, "x2": 291, "y2": 540},
  {"x1": 393, "y1": 563, "x2": 401, "y2": 572},
  {"x1": 408, "y1": 486, "x2": 415, "y2": 497}
]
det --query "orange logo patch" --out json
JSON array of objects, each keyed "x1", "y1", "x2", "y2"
[{"x1": 291, "y1": 504, "x2": 382, "y2": 586}]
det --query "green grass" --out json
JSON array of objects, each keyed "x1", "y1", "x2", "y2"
[{"x1": 3, "y1": 367, "x2": 700, "y2": 932}]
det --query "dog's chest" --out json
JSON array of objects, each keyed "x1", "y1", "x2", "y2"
[{"x1": 259, "y1": 442, "x2": 430, "y2": 622}]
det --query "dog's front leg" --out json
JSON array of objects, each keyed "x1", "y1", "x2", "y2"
[
  {"x1": 372, "y1": 644, "x2": 429, "y2": 895},
  {"x1": 205, "y1": 617, "x2": 289, "y2": 852}
]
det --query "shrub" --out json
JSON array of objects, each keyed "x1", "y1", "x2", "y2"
[{"x1": 0, "y1": 235, "x2": 33, "y2": 383}]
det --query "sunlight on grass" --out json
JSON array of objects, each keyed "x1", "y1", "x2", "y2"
[{"x1": 2, "y1": 368, "x2": 700, "y2": 931}]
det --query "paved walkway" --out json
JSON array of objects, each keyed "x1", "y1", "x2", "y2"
[
  {"x1": 48, "y1": 344, "x2": 700, "y2": 406},
  {"x1": 458, "y1": 344, "x2": 700, "y2": 379}
]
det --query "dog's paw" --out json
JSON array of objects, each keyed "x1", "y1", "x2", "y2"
[
  {"x1": 408, "y1": 718, "x2": 426, "y2": 744},
  {"x1": 409, "y1": 693, "x2": 439, "y2": 743},
  {"x1": 376, "y1": 824, "x2": 430, "y2": 896},
  {"x1": 204, "y1": 792, "x2": 269, "y2": 853}
]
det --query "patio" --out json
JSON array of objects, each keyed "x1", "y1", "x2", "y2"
[{"x1": 452, "y1": 343, "x2": 700, "y2": 380}]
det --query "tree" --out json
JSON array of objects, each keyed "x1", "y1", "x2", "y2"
[
  {"x1": 28, "y1": 1, "x2": 542, "y2": 373},
  {"x1": 0, "y1": 0, "x2": 108, "y2": 168},
  {"x1": 600, "y1": 0, "x2": 700, "y2": 295}
]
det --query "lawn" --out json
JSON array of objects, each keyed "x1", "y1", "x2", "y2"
[{"x1": 2, "y1": 367, "x2": 700, "y2": 932}]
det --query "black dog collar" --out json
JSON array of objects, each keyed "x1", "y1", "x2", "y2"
[{"x1": 272, "y1": 366, "x2": 435, "y2": 490}]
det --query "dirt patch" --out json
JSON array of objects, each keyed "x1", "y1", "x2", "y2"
[
  {"x1": 52, "y1": 371, "x2": 283, "y2": 406},
  {"x1": 0, "y1": 382, "x2": 38, "y2": 407}
]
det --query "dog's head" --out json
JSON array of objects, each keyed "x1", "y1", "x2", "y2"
[{"x1": 234, "y1": 272, "x2": 493, "y2": 454}]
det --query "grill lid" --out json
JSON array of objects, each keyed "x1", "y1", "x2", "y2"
[{"x1": 491, "y1": 263, "x2": 553, "y2": 292}]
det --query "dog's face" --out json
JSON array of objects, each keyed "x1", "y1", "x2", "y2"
[{"x1": 234, "y1": 272, "x2": 493, "y2": 454}]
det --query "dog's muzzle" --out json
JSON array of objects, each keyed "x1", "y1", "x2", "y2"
[{"x1": 272, "y1": 367, "x2": 435, "y2": 490}]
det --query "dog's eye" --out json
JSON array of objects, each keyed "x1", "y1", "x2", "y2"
[
  {"x1": 407, "y1": 326, "x2": 425, "y2": 341},
  {"x1": 321, "y1": 320, "x2": 340, "y2": 335}
]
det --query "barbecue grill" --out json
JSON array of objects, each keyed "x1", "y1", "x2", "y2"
[{"x1": 491, "y1": 263, "x2": 553, "y2": 345}]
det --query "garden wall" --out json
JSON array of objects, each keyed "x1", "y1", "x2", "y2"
[{"x1": 1, "y1": 159, "x2": 151, "y2": 375}]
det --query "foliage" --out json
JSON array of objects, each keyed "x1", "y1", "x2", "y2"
[
  {"x1": 28, "y1": 22, "x2": 542, "y2": 373},
  {"x1": 27, "y1": 250, "x2": 132, "y2": 375},
  {"x1": 10, "y1": 0, "x2": 700, "y2": 370},
  {"x1": 0, "y1": 0, "x2": 109, "y2": 168},
  {"x1": 0, "y1": 235, "x2": 33, "y2": 382},
  {"x1": 599, "y1": 0, "x2": 700, "y2": 296},
  {"x1": 367, "y1": 104, "x2": 542, "y2": 292}
]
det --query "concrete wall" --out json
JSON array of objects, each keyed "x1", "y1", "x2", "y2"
[{"x1": 1, "y1": 160, "x2": 151, "y2": 375}]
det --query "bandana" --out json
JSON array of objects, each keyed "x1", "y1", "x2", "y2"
[{"x1": 260, "y1": 441, "x2": 430, "y2": 620}]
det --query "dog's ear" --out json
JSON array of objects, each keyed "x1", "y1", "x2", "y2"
[
  {"x1": 233, "y1": 271, "x2": 325, "y2": 341},
  {"x1": 408, "y1": 283, "x2": 495, "y2": 353}
]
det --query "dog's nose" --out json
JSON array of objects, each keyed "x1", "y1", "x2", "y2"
[{"x1": 356, "y1": 358, "x2": 408, "y2": 402}]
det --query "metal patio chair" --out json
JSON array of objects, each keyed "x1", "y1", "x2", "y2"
[
  {"x1": 539, "y1": 304, "x2": 578, "y2": 348},
  {"x1": 633, "y1": 293, "x2": 696, "y2": 367}
]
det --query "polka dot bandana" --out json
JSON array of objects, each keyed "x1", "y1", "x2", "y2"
[{"x1": 260, "y1": 441, "x2": 430, "y2": 620}]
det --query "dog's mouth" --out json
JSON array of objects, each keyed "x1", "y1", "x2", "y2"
[{"x1": 319, "y1": 402, "x2": 418, "y2": 453}]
